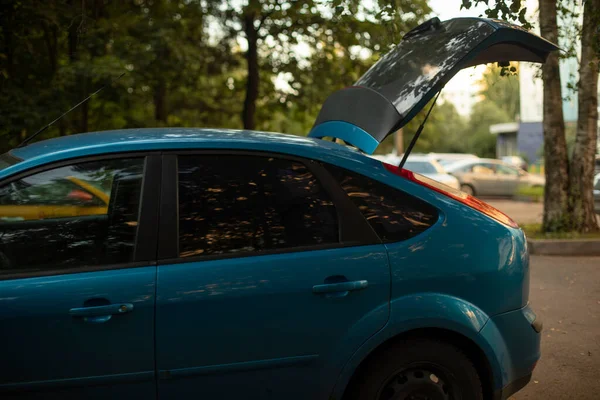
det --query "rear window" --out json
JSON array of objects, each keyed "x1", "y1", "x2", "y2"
[
  {"x1": 326, "y1": 165, "x2": 438, "y2": 242},
  {"x1": 0, "y1": 152, "x2": 20, "y2": 170}
]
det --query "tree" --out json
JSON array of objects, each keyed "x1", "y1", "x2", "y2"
[
  {"x1": 539, "y1": 0, "x2": 570, "y2": 232},
  {"x1": 477, "y1": 63, "x2": 520, "y2": 120},
  {"x1": 214, "y1": 0, "x2": 431, "y2": 130},
  {"x1": 568, "y1": 0, "x2": 599, "y2": 232},
  {"x1": 461, "y1": 0, "x2": 599, "y2": 233}
]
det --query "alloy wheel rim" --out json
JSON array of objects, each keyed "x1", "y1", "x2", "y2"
[{"x1": 377, "y1": 363, "x2": 458, "y2": 400}]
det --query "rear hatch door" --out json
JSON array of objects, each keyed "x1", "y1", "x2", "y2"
[{"x1": 309, "y1": 17, "x2": 558, "y2": 154}]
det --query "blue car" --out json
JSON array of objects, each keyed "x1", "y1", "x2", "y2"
[{"x1": 0, "y1": 17, "x2": 554, "y2": 400}]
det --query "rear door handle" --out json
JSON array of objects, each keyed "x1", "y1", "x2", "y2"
[
  {"x1": 313, "y1": 280, "x2": 368, "y2": 294},
  {"x1": 69, "y1": 303, "x2": 134, "y2": 318}
]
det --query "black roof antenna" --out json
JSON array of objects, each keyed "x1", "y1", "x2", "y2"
[{"x1": 17, "y1": 71, "x2": 127, "y2": 148}]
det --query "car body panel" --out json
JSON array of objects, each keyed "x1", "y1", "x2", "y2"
[
  {"x1": 0, "y1": 267, "x2": 157, "y2": 398},
  {"x1": 156, "y1": 245, "x2": 390, "y2": 399},
  {"x1": 480, "y1": 304, "x2": 541, "y2": 392}
]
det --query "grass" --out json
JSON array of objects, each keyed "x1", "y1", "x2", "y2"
[
  {"x1": 516, "y1": 185, "x2": 544, "y2": 202},
  {"x1": 521, "y1": 223, "x2": 600, "y2": 239}
]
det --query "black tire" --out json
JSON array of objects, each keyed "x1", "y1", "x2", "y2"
[
  {"x1": 460, "y1": 184, "x2": 475, "y2": 196},
  {"x1": 345, "y1": 339, "x2": 483, "y2": 400}
]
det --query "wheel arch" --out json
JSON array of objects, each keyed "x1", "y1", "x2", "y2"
[
  {"x1": 339, "y1": 327, "x2": 495, "y2": 400},
  {"x1": 330, "y1": 294, "x2": 505, "y2": 400}
]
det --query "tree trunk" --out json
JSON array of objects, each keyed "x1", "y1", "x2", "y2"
[
  {"x1": 567, "y1": 0, "x2": 600, "y2": 232},
  {"x1": 242, "y1": 9, "x2": 259, "y2": 130},
  {"x1": 43, "y1": 24, "x2": 58, "y2": 75},
  {"x1": 539, "y1": 0, "x2": 570, "y2": 232},
  {"x1": 154, "y1": 79, "x2": 168, "y2": 123},
  {"x1": 395, "y1": 128, "x2": 404, "y2": 156}
]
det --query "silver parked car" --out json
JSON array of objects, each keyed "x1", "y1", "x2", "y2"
[{"x1": 445, "y1": 158, "x2": 545, "y2": 197}]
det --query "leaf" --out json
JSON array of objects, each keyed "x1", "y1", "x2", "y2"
[{"x1": 518, "y1": 8, "x2": 529, "y2": 25}]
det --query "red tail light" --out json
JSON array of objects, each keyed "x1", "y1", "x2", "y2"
[{"x1": 383, "y1": 163, "x2": 519, "y2": 228}]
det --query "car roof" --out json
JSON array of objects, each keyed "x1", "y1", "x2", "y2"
[{"x1": 2, "y1": 128, "x2": 363, "y2": 178}]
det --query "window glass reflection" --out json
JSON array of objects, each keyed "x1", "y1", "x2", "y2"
[
  {"x1": 178, "y1": 155, "x2": 338, "y2": 258},
  {"x1": 326, "y1": 165, "x2": 437, "y2": 242},
  {"x1": 0, "y1": 158, "x2": 145, "y2": 275}
]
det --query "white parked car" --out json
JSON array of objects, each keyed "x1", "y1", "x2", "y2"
[
  {"x1": 370, "y1": 153, "x2": 460, "y2": 190},
  {"x1": 429, "y1": 153, "x2": 479, "y2": 168}
]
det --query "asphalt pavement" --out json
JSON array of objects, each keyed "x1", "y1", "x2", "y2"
[{"x1": 510, "y1": 256, "x2": 600, "y2": 399}]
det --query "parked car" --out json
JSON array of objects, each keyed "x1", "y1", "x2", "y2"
[
  {"x1": 501, "y1": 155, "x2": 528, "y2": 171},
  {"x1": 595, "y1": 155, "x2": 600, "y2": 175},
  {"x1": 594, "y1": 173, "x2": 600, "y2": 214},
  {"x1": 403, "y1": 156, "x2": 461, "y2": 190},
  {"x1": 429, "y1": 152, "x2": 479, "y2": 167},
  {"x1": 0, "y1": 16, "x2": 555, "y2": 400},
  {"x1": 445, "y1": 158, "x2": 545, "y2": 197},
  {"x1": 0, "y1": 175, "x2": 109, "y2": 222}
]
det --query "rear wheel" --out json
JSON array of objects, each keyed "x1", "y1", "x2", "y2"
[
  {"x1": 346, "y1": 339, "x2": 483, "y2": 400},
  {"x1": 460, "y1": 184, "x2": 475, "y2": 196}
]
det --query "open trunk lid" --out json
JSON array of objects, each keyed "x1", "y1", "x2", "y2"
[{"x1": 309, "y1": 17, "x2": 558, "y2": 155}]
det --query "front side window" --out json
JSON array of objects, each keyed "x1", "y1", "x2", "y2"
[
  {"x1": 496, "y1": 165, "x2": 519, "y2": 176},
  {"x1": 472, "y1": 163, "x2": 496, "y2": 175},
  {"x1": 326, "y1": 165, "x2": 438, "y2": 242},
  {"x1": 0, "y1": 158, "x2": 145, "y2": 275},
  {"x1": 178, "y1": 155, "x2": 338, "y2": 258}
]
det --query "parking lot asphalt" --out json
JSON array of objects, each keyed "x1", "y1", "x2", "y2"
[{"x1": 510, "y1": 256, "x2": 600, "y2": 399}]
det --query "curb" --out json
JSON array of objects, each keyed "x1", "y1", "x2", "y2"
[{"x1": 528, "y1": 239, "x2": 600, "y2": 256}]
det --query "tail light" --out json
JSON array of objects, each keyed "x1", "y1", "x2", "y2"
[{"x1": 383, "y1": 163, "x2": 519, "y2": 228}]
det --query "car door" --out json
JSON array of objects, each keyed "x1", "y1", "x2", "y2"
[
  {"x1": 468, "y1": 162, "x2": 499, "y2": 196},
  {"x1": 154, "y1": 152, "x2": 390, "y2": 400},
  {"x1": 495, "y1": 164, "x2": 521, "y2": 196},
  {"x1": 0, "y1": 155, "x2": 161, "y2": 400}
]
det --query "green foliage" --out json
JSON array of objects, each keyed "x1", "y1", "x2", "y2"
[
  {"x1": 460, "y1": 0, "x2": 532, "y2": 29},
  {"x1": 0, "y1": 0, "x2": 433, "y2": 152},
  {"x1": 517, "y1": 185, "x2": 544, "y2": 202}
]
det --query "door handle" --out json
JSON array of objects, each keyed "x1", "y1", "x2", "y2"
[
  {"x1": 69, "y1": 303, "x2": 134, "y2": 318},
  {"x1": 313, "y1": 280, "x2": 368, "y2": 294}
]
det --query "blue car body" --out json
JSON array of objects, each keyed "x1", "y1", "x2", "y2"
[{"x1": 0, "y1": 17, "x2": 554, "y2": 400}]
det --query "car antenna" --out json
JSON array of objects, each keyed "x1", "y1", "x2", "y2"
[
  {"x1": 398, "y1": 90, "x2": 442, "y2": 169},
  {"x1": 17, "y1": 71, "x2": 127, "y2": 148}
]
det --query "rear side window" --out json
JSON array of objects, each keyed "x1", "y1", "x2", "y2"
[
  {"x1": 0, "y1": 158, "x2": 145, "y2": 275},
  {"x1": 326, "y1": 165, "x2": 437, "y2": 242},
  {"x1": 178, "y1": 155, "x2": 338, "y2": 258}
]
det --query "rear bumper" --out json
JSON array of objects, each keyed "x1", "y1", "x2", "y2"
[
  {"x1": 493, "y1": 373, "x2": 532, "y2": 400},
  {"x1": 480, "y1": 304, "x2": 542, "y2": 400}
]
